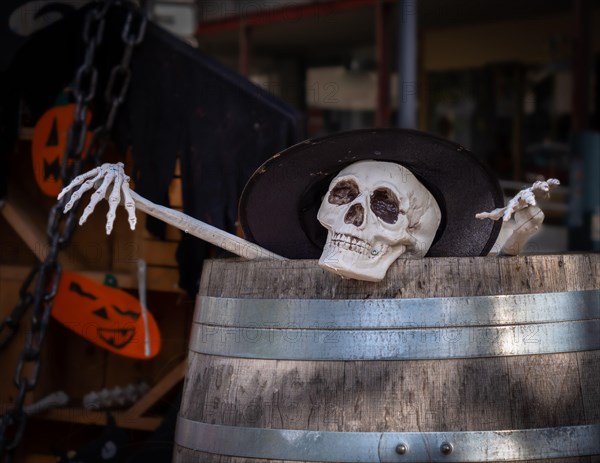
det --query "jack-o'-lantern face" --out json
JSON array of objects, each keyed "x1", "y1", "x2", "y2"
[
  {"x1": 31, "y1": 104, "x2": 92, "y2": 196},
  {"x1": 52, "y1": 272, "x2": 161, "y2": 359}
]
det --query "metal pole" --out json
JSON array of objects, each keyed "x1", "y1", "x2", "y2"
[
  {"x1": 571, "y1": 0, "x2": 591, "y2": 131},
  {"x1": 375, "y1": 0, "x2": 391, "y2": 127},
  {"x1": 397, "y1": 0, "x2": 418, "y2": 129}
]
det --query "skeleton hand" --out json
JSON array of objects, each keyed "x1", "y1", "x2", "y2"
[
  {"x1": 57, "y1": 162, "x2": 137, "y2": 234},
  {"x1": 476, "y1": 178, "x2": 560, "y2": 255},
  {"x1": 475, "y1": 179, "x2": 560, "y2": 222}
]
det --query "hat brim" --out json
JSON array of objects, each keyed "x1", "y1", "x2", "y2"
[{"x1": 240, "y1": 129, "x2": 504, "y2": 259}]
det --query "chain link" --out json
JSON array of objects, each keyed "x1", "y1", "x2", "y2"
[{"x1": 0, "y1": 1, "x2": 146, "y2": 459}]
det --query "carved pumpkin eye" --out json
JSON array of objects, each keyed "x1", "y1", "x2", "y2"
[
  {"x1": 328, "y1": 179, "x2": 359, "y2": 205},
  {"x1": 90, "y1": 305, "x2": 140, "y2": 321},
  {"x1": 31, "y1": 104, "x2": 92, "y2": 196},
  {"x1": 93, "y1": 307, "x2": 109, "y2": 320},
  {"x1": 370, "y1": 188, "x2": 402, "y2": 224},
  {"x1": 111, "y1": 305, "x2": 140, "y2": 321}
]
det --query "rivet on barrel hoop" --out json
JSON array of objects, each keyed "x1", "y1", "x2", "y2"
[
  {"x1": 396, "y1": 443, "x2": 408, "y2": 455},
  {"x1": 440, "y1": 442, "x2": 453, "y2": 455}
]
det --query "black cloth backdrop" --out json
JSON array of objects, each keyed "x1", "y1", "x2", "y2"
[
  {"x1": 0, "y1": 2, "x2": 305, "y2": 296},
  {"x1": 122, "y1": 23, "x2": 305, "y2": 296}
]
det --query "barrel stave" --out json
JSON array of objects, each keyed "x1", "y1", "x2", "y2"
[{"x1": 181, "y1": 353, "x2": 596, "y2": 432}]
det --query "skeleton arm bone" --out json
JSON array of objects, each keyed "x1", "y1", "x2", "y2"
[
  {"x1": 59, "y1": 163, "x2": 286, "y2": 261},
  {"x1": 130, "y1": 189, "x2": 286, "y2": 260},
  {"x1": 476, "y1": 179, "x2": 560, "y2": 255}
]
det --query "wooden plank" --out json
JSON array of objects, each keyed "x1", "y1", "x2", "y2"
[
  {"x1": 425, "y1": 256, "x2": 460, "y2": 297},
  {"x1": 126, "y1": 360, "x2": 187, "y2": 418},
  {"x1": 24, "y1": 455, "x2": 56, "y2": 463},
  {"x1": 143, "y1": 224, "x2": 181, "y2": 242},
  {"x1": 32, "y1": 407, "x2": 161, "y2": 431},
  {"x1": 146, "y1": 266, "x2": 181, "y2": 293},
  {"x1": 200, "y1": 254, "x2": 600, "y2": 299},
  {"x1": 18, "y1": 127, "x2": 34, "y2": 141},
  {"x1": 0, "y1": 265, "x2": 135, "y2": 288},
  {"x1": 508, "y1": 354, "x2": 587, "y2": 428},
  {"x1": 35, "y1": 321, "x2": 107, "y2": 405},
  {"x1": 168, "y1": 178, "x2": 183, "y2": 208},
  {"x1": 562, "y1": 253, "x2": 595, "y2": 291},
  {"x1": 0, "y1": 280, "x2": 29, "y2": 406},
  {"x1": 577, "y1": 350, "x2": 600, "y2": 424},
  {"x1": 141, "y1": 239, "x2": 178, "y2": 267},
  {"x1": 1, "y1": 195, "x2": 121, "y2": 272},
  {"x1": 457, "y1": 256, "x2": 501, "y2": 295},
  {"x1": 0, "y1": 215, "x2": 37, "y2": 267},
  {"x1": 1, "y1": 199, "x2": 53, "y2": 262},
  {"x1": 0, "y1": 264, "x2": 32, "y2": 281}
]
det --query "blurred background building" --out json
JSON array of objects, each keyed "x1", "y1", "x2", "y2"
[{"x1": 149, "y1": 0, "x2": 600, "y2": 252}]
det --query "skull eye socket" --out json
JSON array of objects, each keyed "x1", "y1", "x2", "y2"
[
  {"x1": 328, "y1": 179, "x2": 359, "y2": 205},
  {"x1": 370, "y1": 188, "x2": 402, "y2": 224}
]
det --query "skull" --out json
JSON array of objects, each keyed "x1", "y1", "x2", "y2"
[{"x1": 317, "y1": 160, "x2": 441, "y2": 281}]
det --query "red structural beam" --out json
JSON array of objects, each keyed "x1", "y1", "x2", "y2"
[{"x1": 197, "y1": 0, "x2": 388, "y2": 36}]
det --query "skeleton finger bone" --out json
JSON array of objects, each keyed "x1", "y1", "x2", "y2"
[
  {"x1": 62, "y1": 171, "x2": 104, "y2": 213},
  {"x1": 532, "y1": 179, "x2": 560, "y2": 198},
  {"x1": 475, "y1": 208, "x2": 506, "y2": 221},
  {"x1": 57, "y1": 166, "x2": 100, "y2": 201},
  {"x1": 106, "y1": 170, "x2": 125, "y2": 234},
  {"x1": 520, "y1": 189, "x2": 537, "y2": 207},
  {"x1": 121, "y1": 177, "x2": 137, "y2": 230},
  {"x1": 79, "y1": 169, "x2": 116, "y2": 225}
]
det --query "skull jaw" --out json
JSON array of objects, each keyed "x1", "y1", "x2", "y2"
[{"x1": 318, "y1": 242, "x2": 406, "y2": 282}]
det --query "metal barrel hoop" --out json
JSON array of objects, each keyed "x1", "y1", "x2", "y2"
[
  {"x1": 190, "y1": 290, "x2": 600, "y2": 361},
  {"x1": 175, "y1": 419, "x2": 600, "y2": 462}
]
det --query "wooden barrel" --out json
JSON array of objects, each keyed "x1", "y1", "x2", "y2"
[{"x1": 174, "y1": 254, "x2": 600, "y2": 462}]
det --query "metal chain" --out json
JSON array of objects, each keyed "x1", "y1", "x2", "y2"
[{"x1": 0, "y1": 1, "x2": 146, "y2": 459}]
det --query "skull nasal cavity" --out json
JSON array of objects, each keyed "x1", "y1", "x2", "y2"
[{"x1": 344, "y1": 204, "x2": 364, "y2": 226}]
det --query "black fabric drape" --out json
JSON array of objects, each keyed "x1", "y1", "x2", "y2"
[{"x1": 122, "y1": 24, "x2": 305, "y2": 296}]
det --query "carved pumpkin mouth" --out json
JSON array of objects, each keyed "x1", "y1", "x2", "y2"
[{"x1": 97, "y1": 327, "x2": 136, "y2": 349}]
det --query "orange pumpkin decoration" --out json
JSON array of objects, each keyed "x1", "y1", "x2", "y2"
[
  {"x1": 52, "y1": 272, "x2": 161, "y2": 359},
  {"x1": 32, "y1": 104, "x2": 92, "y2": 196}
]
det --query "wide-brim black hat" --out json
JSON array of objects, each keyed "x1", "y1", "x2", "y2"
[{"x1": 240, "y1": 129, "x2": 504, "y2": 259}]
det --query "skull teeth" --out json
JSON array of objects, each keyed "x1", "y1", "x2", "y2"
[{"x1": 331, "y1": 233, "x2": 373, "y2": 256}]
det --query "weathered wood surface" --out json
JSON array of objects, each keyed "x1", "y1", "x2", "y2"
[{"x1": 175, "y1": 254, "x2": 600, "y2": 463}]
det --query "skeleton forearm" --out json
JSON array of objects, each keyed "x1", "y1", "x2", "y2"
[
  {"x1": 130, "y1": 190, "x2": 286, "y2": 261},
  {"x1": 59, "y1": 163, "x2": 286, "y2": 262}
]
